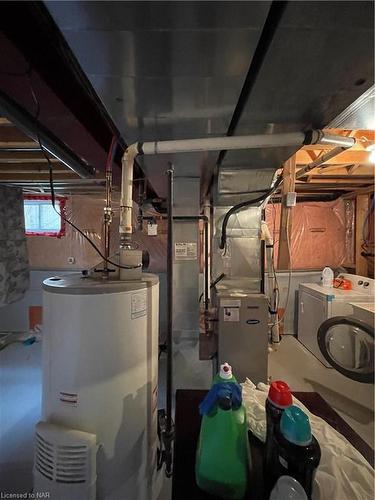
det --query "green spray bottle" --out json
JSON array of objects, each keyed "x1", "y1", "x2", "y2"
[{"x1": 195, "y1": 363, "x2": 250, "y2": 499}]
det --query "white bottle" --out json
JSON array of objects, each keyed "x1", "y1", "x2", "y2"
[
  {"x1": 270, "y1": 476, "x2": 308, "y2": 500},
  {"x1": 321, "y1": 267, "x2": 334, "y2": 288},
  {"x1": 219, "y1": 362, "x2": 233, "y2": 379}
]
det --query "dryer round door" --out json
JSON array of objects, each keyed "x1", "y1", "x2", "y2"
[{"x1": 317, "y1": 316, "x2": 374, "y2": 384}]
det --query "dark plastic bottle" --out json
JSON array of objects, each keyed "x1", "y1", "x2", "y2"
[
  {"x1": 269, "y1": 405, "x2": 321, "y2": 499},
  {"x1": 264, "y1": 380, "x2": 293, "y2": 483}
]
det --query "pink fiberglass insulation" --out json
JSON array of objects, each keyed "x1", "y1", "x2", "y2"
[
  {"x1": 265, "y1": 198, "x2": 354, "y2": 270},
  {"x1": 27, "y1": 195, "x2": 354, "y2": 273}
]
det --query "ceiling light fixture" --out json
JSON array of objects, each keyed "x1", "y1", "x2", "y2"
[{"x1": 365, "y1": 144, "x2": 375, "y2": 164}]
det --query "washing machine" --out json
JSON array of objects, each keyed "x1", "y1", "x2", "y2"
[
  {"x1": 298, "y1": 274, "x2": 374, "y2": 367},
  {"x1": 317, "y1": 302, "x2": 374, "y2": 384}
]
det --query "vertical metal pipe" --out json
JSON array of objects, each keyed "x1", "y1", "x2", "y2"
[
  {"x1": 165, "y1": 165, "x2": 174, "y2": 476},
  {"x1": 103, "y1": 138, "x2": 116, "y2": 276},
  {"x1": 260, "y1": 209, "x2": 266, "y2": 294},
  {"x1": 260, "y1": 242, "x2": 265, "y2": 294},
  {"x1": 203, "y1": 198, "x2": 211, "y2": 303},
  {"x1": 103, "y1": 219, "x2": 109, "y2": 275},
  {"x1": 204, "y1": 217, "x2": 209, "y2": 313}
]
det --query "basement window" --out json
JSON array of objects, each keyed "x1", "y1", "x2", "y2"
[{"x1": 24, "y1": 195, "x2": 66, "y2": 238}]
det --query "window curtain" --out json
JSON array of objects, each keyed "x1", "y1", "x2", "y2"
[{"x1": 0, "y1": 186, "x2": 29, "y2": 306}]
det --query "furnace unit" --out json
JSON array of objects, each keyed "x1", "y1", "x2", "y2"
[{"x1": 214, "y1": 280, "x2": 269, "y2": 384}]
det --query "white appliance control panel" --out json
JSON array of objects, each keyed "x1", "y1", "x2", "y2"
[{"x1": 337, "y1": 273, "x2": 374, "y2": 295}]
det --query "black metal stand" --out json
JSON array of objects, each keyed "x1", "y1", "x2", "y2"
[{"x1": 164, "y1": 165, "x2": 175, "y2": 477}]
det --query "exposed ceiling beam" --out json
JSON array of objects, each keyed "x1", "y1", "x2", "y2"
[
  {"x1": 300, "y1": 165, "x2": 374, "y2": 176},
  {"x1": 0, "y1": 173, "x2": 79, "y2": 181},
  {"x1": 0, "y1": 150, "x2": 51, "y2": 159},
  {"x1": 0, "y1": 90, "x2": 95, "y2": 178},
  {"x1": 0, "y1": 169, "x2": 74, "y2": 175},
  {"x1": 0, "y1": 158, "x2": 61, "y2": 164},
  {"x1": 342, "y1": 185, "x2": 375, "y2": 197},
  {"x1": 296, "y1": 178, "x2": 373, "y2": 185},
  {"x1": 0, "y1": 125, "x2": 33, "y2": 142},
  {"x1": 296, "y1": 149, "x2": 373, "y2": 165},
  {"x1": 0, "y1": 141, "x2": 40, "y2": 150},
  {"x1": 295, "y1": 183, "x2": 370, "y2": 190},
  {"x1": 0, "y1": 179, "x2": 106, "y2": 185}
]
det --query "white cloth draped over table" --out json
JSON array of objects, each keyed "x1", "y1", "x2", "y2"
[{"x1": 241, "y1": 379, "x2": 374, "y2": 500}]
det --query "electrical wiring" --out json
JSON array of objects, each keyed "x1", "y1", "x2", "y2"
[
  {"x1": 222, "y1": 188, "x2": 272, "y2": 196},
  {"x1": 269, "y1": 255, "x2": 280, "y2": 313},
  {"x1": 262, "y1": 197, "x2": 280, "y2": 318},
  {"x1": 105, "y1": 136, "x2": 117, "y2": 172},
  {"x1": 26, "y1": 69, "x2": 140, "y2": 270},
  {"x1": 273, "y1": 209, "x2": 293, "y2": 327},
  {"x1": 0, "y1": 330, "x2": 39, "y2": 352},
  {"x1": 269, "y1": 196, "x2": 280, "y2": 310},
  {"x1": 198, "y1": 273, "x2": 226, "y2": 303}
]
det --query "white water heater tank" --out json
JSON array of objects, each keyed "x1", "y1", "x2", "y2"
[{"x1": 37, "y1": 273, "x2": 160, "y2": 500}]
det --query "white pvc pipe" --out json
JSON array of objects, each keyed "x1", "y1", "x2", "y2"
[
  {"x1": 119, "y1": 144, "x2": 137, "y2": 239},
  {"x1": 141, "y1": 132, "x2": 306, "y2": 155},
  {"x1": 203, "y1": 197, "x2": 212, "y2": 302}
]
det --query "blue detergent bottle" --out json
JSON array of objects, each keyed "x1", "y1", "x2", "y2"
[{"x1": 268, "y1": 405, "x2": 321, "y2": 499}]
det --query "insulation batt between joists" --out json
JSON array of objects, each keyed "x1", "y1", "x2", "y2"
[{"x1": 266, "y1": 198, "x2": 354, "y2": 269}]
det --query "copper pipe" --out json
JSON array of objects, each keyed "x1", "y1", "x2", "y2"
[{"x1": 103, "y1": 137, "x2": 116, "y2": 276}]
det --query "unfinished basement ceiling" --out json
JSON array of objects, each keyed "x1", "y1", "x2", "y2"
[
  {"x1": 45, "y1": 1, "x2": 374, "y2": 199},
  {"x1": 0, "y1": 116, "x2": 107, "y2": 193}
]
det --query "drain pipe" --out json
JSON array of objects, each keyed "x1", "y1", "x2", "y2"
[
  {"x1": 140, "y1": 132, "x2": 305, "y2": 155},
  {"x1": 120, "y1": 144, "x2": 138, "y2": 244},
  {"x1": 118, "y1": 144, "x2": 144, "y2": 278}
]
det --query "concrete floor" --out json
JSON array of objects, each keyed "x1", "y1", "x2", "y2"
[{"x1": 268, "y1": 336, "x2": 374, "y2": 446}]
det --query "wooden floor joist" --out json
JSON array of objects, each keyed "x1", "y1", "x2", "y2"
[{"x1": 277, "y1": 156, "x2": 296, "y2": 270}]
